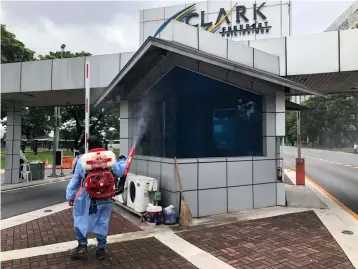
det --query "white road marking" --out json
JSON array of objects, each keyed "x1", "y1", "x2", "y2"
[
  {"x1": 0, "y1": 230, "x2": 156, "y2": 262},
  {"x1": 284, "y1": 151, "x2": 358, "y2": 169},
  {"x1": 1, "y1": 202, "x2": 69, "y2": 230},
  {"x1": 155, "y1": 231, "x2": 234, "y2": 269}
]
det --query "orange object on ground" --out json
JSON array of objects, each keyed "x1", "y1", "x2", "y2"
[
  {"x1": 62, "y1": 156, "x2": 74, "y2": 169},
  {"x1": 296, "y1": 158, "x2": 305, "y2": 185}
]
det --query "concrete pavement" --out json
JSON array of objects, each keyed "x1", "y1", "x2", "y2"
[{"x1": 283, "y1": 146, "x2": 358, "y2": 214}]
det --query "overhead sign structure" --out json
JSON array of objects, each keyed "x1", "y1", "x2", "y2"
[
  {"x1": 85, "y1": 61, "x2": 90, "y2": 153},
  {"x1": 154, "y1": 2, "x2": 272, "y2": 38}
]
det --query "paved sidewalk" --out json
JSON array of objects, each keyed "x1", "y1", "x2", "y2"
[
  {"x1": 1, "y1": 208, "x2": 142, "y2": 251},
  {"x1": 1, "y1": 237, "x2": 198, "y2": 269},
  {"x1": 177, "y1": 211, "x2": 355, "y2": 269},
  {"x1": 1, "y1": 199, "x2": 357, "y2": 269}
]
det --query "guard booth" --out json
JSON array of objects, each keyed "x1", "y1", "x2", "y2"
[{"x1": 93, "y1": 20, "x2": 322, "y2": 218}]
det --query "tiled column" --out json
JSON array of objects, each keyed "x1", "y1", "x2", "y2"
[
  {"x1": 275, "y1": 91, "x2": 285, "y2": 137},
  {"x1": 275, "y1": 92, "x2": 286, "y2": 206},
  {"x1": 4, "y1": 101, "x2": 22, "y2": 184},
  {"x1": 120, "y1": 99, "x2": 129, "y2": 156}
]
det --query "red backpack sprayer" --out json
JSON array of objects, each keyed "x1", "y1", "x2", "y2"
[{"x1": 115, "y1": 146, "x2": 136, "y2": 195}]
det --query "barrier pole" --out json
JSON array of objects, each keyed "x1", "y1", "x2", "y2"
[{"x1": 85, "y1": 61, "x2": 91, "y2": 153}]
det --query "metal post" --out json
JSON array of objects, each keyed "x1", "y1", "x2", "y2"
[
  {"x1": 50, "y1": 107, "x2": 58, "y2": 177},
  {"x1": 297, "y1": 108, "x2": 301, "y2": 159},
  {"x1": 84, "y1": 61, "x2": 91, "y2": 153},
  {"x1": 296, "y1": 95, "x2": 305, "y2": 185}
]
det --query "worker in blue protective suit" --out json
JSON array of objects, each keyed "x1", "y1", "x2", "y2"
[{"x1": 66, "y1": 135, "x2": 126, "y2": 260}]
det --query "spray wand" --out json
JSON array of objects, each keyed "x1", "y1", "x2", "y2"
[{"x1": 115, "y1": 146, "x2": 136, "y2": 195}]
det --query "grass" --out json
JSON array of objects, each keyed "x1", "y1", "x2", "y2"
[
  {"x1": 0, "y1": 148, "x2": 121, "y2": 169},
  {"x1": 0, "y1": 149, "x2": 73, "y2": 169}
]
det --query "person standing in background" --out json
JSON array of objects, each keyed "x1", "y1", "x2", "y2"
[
  {"x1": 72, "y1": 147, "x2": 85, "y2": 174},
  {"x1": 19, "y1": 144, "x2": 28, "y2": 180}
]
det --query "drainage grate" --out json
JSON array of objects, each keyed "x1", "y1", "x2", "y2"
[
  {"x1": 44, "y1": 209, "x2": 52, "y2": 213},
  {"x1": 342, "y1": 230, "x2": 354, "y2": 235}
]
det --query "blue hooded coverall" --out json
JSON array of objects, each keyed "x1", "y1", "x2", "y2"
[{"x1": 66, "y1": 156, "x2": 127, "y2": 248}]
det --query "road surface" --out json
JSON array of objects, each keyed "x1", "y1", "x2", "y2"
[
  {"x1": 1, "y1": 181, "x2": 68, "y2": 219},
  {"x1": 284, "y1": 146, "x2": 358, "y2": 214}
]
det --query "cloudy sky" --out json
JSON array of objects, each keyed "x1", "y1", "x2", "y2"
[{"x1": 1, "y1": 0, "x2": 355, "y2": 56}]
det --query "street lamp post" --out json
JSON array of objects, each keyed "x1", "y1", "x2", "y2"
[{"x1": 50, "y1": 44, "x2": 66, "y2": 178}]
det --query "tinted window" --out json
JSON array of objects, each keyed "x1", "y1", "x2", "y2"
[{"x1": 138, "y1": 67, "x2": 263, "y2": 158}]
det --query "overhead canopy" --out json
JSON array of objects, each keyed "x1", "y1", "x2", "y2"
[{"x1": 94, "y1": 37, "x2": 326, "y2": 108}]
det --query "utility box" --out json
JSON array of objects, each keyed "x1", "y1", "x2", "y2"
[{"x1": 29, "y1": 161, "x2": 45, "y2": 180}]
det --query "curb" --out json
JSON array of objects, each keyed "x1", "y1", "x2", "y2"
[{"x1": 1, "y1": 176, "x2": 71, "y2": 191}]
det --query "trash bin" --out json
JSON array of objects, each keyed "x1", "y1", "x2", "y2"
[{"x1": 29, "y1": 161, "x2": 45, "y2": 181}]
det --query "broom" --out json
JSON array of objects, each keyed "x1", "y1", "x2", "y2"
[{"x1": 174, "y1": 158, "x2": 192, "y2": 228}]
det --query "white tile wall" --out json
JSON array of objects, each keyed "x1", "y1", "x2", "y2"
[
  {"x1": 253, "y1": 160, "x2": 276, "y2": 184},
  {"x1": 253, "y1": 49, "x2": 280, "y2": 75},
  {"x1": 139, "y1": 22, "x2": 144, "y2": 45},
  {"x1": 276, "y1": 182, "x2": 286, "y2": 206},
  {"x1": 183, "y1": 190, "x2": 198, "y2": 217},
  {"x1": 340, "y1": 29, "x2": 358, "y2": 71},
  {"x1": 120, "y1": 138, "x2": 129, "y2": 157},
  {"x1": 173, "y1": 21, "x2": 199, "y2": 49},
  {"x1": 264, "y1": 137, "x2": 276, "y2": 158},
  {"x1": 143, "y1": 20, "x2": 164, "y2": 41},
  {"x1": 198, "y1": 162, "x2": 226, "y2": 189},
  {"x1": 148, "y1": 161, "x2": 161, "y2": 179},
  {"x1": 263, "y1": 95, "x2": 276, "y2": 112},
  {"x1": 199, "y1": 28, "x2": 228, "y2": 58},
  {"x1": 227, "y1": 39, "x2": 254, "y2": 67},
  {"x1": 178, "y1": 163, "x2": 198, "y2": 191},
  {"x1": 161, "y1": 162, "x2": 176, "y2": 191},
  {"x1": 120, "y1": 119, "x2": 129, "y2": 138},
  {"x1": 165, "y1": 4, "x2": 185, "y2": 19},
  {"x1": 287, "y1": 32, "x2": 339, "y2": 75},
  {"x1": 227, "y1": 161, "x2": 253, "y2": 186},
  {"x1": 275, "y1": 92, "x2": 285, "y2": 113},
  {"x1": 1, "y1": 63, "x2": 21, "y2": 93},
  {"x1": 52, "y1": 57, "x2": 85, "y2": 90},
  {"x1": 264, "y1": 112, "x2": 275, "y2": 136},
  {"x1": 199, "y1": 188, "x2": 227, "y2": 216},
  {"x1": 143, "y1": 7, "x2": 165, "y2": 21},
  {"x1": 249, "y1": 38, "x2": 286, "y2": 76},
  {"x1": 21, "y1": 60, "x2": 52, "y2": 92},
  {"x1": 86, "y1": 54, "x2": 121, "y2": 88},
  {"x1": 207, "y1": 0, "x2": 231, "y2": 14},
  {"x1": 159, "y1": 22, "x2": 173, "y2": 42},
  {"x1": 276, "y1": 112, "x2": 285, "y2": 136},
  {"x1": 253, "y1": 183, "x2": 276, "y2": 208},
  {"x1": 228, "y1": 185, "x2": 254, "y2": 212}
]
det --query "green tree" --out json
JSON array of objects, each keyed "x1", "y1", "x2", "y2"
[
  {"x1": 285, "y1": 111, "x2": 297, "y2": 146},
  {"x1": 286, "y1": 94, "x2": 358, "y2": 149},
  {"x1": 38, "y1": 50, "x2": 91, "y2": 60},
  {"x1": 1, "y1": 25, "x2": 51, "y2": 147},
  {"x1": 1, "y1": 24, "x2": 35, "y2": 64},
  {"x1": 1, "y1": 24, "x2": 36, "y2": 119},
  {"x1": 21, "y1": 107, "x2": 52, "y2": 140}
]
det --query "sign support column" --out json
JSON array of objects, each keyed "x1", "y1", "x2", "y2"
[{"x1": 85, "y1": 61, "x2": 90, "y2": 153}]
